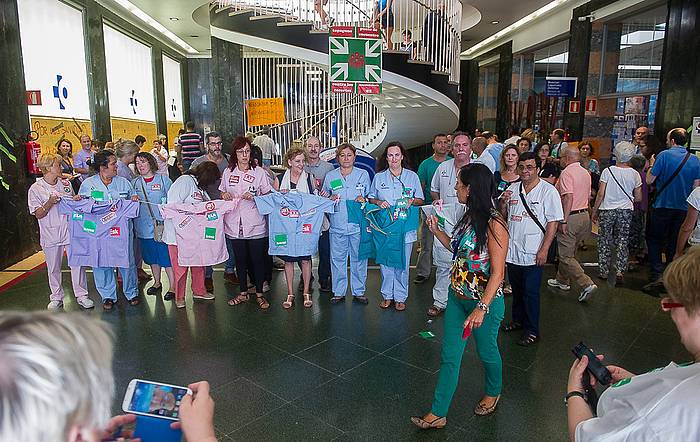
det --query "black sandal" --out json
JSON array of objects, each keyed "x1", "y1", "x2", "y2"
[
  {"x1": 517, "y1": 333, "x2": 539, "y2": 347},
  {"x1": 501, "y1": 321, "x2": 523, "y2": 333}
]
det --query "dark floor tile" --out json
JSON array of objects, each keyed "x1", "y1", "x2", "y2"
[
  {"x1": 211, "y1": 378, "x2": 287, "y2": 435},
  {"x1": 248, "y1": 355, "x2": 339, "y2": 401},
  {"x1": 295, "y1": 336, "x2": 378, "y2": 375},
  {"x1": 228, "y1": 403, "x2": 343, "y2": 441}
]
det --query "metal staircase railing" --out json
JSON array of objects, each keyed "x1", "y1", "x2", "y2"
[{"x1": 217, "y1": 0, "x2": 462, "y2": 83}]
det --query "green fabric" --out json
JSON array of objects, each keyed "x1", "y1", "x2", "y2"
[
  {"x1": 431, "y1": 291, "x2": 504, "y2": 417},
  {"x1": 346, "y1": 200, "x2": 419, "y2": 269},
  {"x1": 417, "y1": 156, "x2": 443, "y2": 203}
]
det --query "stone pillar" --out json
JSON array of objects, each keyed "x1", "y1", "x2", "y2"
[
  {"x1": 187, "y1": 58, "x2": 214, "y2": 135},
  {"x1": 458, "y1": 59, "x2": 478, "y2": 133},
  {"x1": 84, "y1": 0, "x2": 111, "y2": 143},
  {"x1": 0, "y1": 0, "x2": 40, "y2": 267},
  {"x1": 655, "y1": 0, "x2": 700, "y2": 139},
  {"x1": 583, "y1": 22, "x2": 622, "y2": 166},
  {"x1": 496, "y1": 41, "x2": 513, "y2": 141},
  {"x1": 563, "y1": 6, "x2": 593, "y2": 140},
  {"x1": 211, "y1": 37, "x2": 245, "y2": 146}
]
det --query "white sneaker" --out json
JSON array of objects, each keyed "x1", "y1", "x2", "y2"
[
  {"x1": 76, "y1": 296, "x2": 95, "y2": 309},
  {"x1": 47, "y1": 300, "x2": 64, "y2": 310},
  {"x1": 578, "y1": 284, "x2": 598, "y2": 302},
  {"x1": 547, "y1": 279, "x2": 571, "y2": 291},
  {"x1": 193, "y1": 293, "x2": 215, "y2": 300}
]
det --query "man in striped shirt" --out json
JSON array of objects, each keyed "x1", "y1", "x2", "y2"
[{"x1": 177, "y1": 121, "x2": 204, "y2": 170}]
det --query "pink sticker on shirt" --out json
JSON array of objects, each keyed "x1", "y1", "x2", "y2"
[
  {"x1": 192, "y1": 191, "x2": 203, "y2": 201},
  {"x1": 289, "y1": 210, "x2": 300, "y2": 218},
  {"x1": 280, "y1": 207, "x2": 290, "y2": 217},
  {"x1": 511, "y1": 215, "x2": 522, "y2": 222},
  {"x1": 302, "y1": 223, "x2": 312, "y2": 234},
  {"x1": 152, "y1": 183, "x2": 162, "y2": 191},
  {"x1": 100, "y1": 211, "x2": 117, "y2": 224},
  {"x1": 205, "y1": 202, "x2": 216, "y2": 212},
  {"x1": 109, "y1": 227, "x2": 121, "y2": 237},
  {"x1": 243, "y1": 174, "x2": 254, "y2": 183},
  {"x1": 230, "y1": 175, "x2": 240, "y2": 184}
]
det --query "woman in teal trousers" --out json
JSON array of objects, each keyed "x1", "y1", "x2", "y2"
[{"x1": 411, "y1": 163, "x2": 508, "y2": 429}]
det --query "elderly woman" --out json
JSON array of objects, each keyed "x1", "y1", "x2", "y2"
[
  {"x1": 273, "y1": 146, "x2": 318, "y2": 309},
  {"x1": 368, "y1": 141, "x2": 424, "y2": 311},
  {"x1": 322, "y1": 143, "x2": 371, "y2": 304},
  {"x1": 0, "y1": 312, "x2": 217, "y2": 441},
  {"x1": 412, "y1": 164, "x2": 508, "y2": 429},
  {"x1": 28, "y1": 153, "x2": 93, "y2": 310},
  {"x1": 220, "y1": 136, "x2": 273, "y2": 310},
  {"x1": 132, "y1": 152, "x2": 175, "y2": 300},
  {"x1": 79, "y1": 150, "x2": 140, "y2": 310},
  {"x1": 566, "y1": 246, "x2": 700, "y2": 441},
  {"x1": 591, "y1": 141, "x2": 642, "y2": 285}
]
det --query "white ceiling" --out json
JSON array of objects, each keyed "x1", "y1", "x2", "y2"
[{"x1": 461, "y1": 0, "x2": 552, "y2": 46}]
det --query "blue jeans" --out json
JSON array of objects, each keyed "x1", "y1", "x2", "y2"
[
  {"x1": 647, "y1": 208, "x2": 686, "y2": 280},
  {"x1": 205, "y1": 237, "x2": 236, "y2": 278},
  {"x1": 507, "y1": 263, "x2": 544, "y2": 337}
]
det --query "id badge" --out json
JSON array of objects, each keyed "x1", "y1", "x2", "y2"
[
  {"x1": 398, "y1": 209, "x2": 408, "y2": 220},
  {"x1": 396, "y1": 197, "x2": 408, "y2": 209}
]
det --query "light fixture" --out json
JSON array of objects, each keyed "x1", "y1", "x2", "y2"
[
  {"x1": 464, "y1": 0, "x2": 574, "y2": 57},
  {"x1": 189, "y1": 35, "x2": 199, "y2": 38},
  {"x1": 111, "y1": 0, "x2": 198, "y2": 54},
  {"x1": 491, "y1": 20, "x2": 499, "y2": 24}
]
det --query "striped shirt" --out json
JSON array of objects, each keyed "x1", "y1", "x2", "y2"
[{"x1": 178, "y1": 132, "x2": 202, "y2": 161}]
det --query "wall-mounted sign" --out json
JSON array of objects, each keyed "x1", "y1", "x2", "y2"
[
  {"x1": 26, "y1": 91, "x2": 42, "y2": 106},
  {"x1": 545, "y1": 76, "x2": 577, "y2": 97},
  {"x1": 585, "y1": 98, "x2": 597, "y2": 114},
  {"x1": 329, "y1": 26, "x2": 382, "y2": 95},
  {"x1": 568, "y1": 100, "x2": 580, "y2": 113},
  {"x1": 245, "y1": 97, "x2": 286, "y2": 127},
  {"x1": 691, "y1": 116, "x2": 700, "y2": 150}
]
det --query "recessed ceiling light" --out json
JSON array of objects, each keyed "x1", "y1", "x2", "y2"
[
  {"x1": 169, "y1": 17, "x2": 179, "y2": 21},
  {"x1": 189, "y1": 35, "x2": 199, "y2": 38},
  {"x1": 491, "y1": 20, "x2": 499, "y2": 24},
  {"x1": 112, "y1": 0, "x2": 196, "y2": 53}
]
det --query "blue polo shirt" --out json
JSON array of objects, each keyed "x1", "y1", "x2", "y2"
[
  {"x1": 651, "y1": 147, "x2": 700, "y2": 210},
  {"x1": 369, "y1": 168, "x2": 424, "y2": 242},
  {"x1": 255, "y1": 191, "x2": 336, "y2": 257}
]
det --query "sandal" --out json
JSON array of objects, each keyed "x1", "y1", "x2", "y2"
[
  {"x1": 255, "y1": 295, "x2": 270, "y2": 310},
  {"x1": 517, "y1": 333, "x2": 539, "y2": 347},
  {"x1": 474, "y1": 395, "x2": 500, "y2": 416},
  {"x1": 395, "y1": 302, "x2": 406, "y2": 311},
  {"x1": 379, "y1": 299, "x2": 393, "y2": 309},
  {"x1": 303, "y1": 293, "x2": 313, "y2": 308},
  {"x1": 500, "y1": 321, "x2": 523, "y2": 333},
  {"x1": 330, "y1": 296, "x2": 345, "y2": 304},
  {"x1": 227, "y1": 293, "x2": 249, "y2": 306},
  {"x1": 282, "y1": 294, "x2": 295, "y2": 309},
  {"x1": 426, "y1": 305, "x2": 444, "y2": 317},
  {"x1": 410, "y1": 415, "x2": 446, "y2": 429}
]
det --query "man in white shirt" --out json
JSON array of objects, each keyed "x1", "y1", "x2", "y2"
[
  {"x1": 252, "y1": 129, "x2": 278, "y2": 166},
  {"x1": 471, "y1": 136, "x2": 496, "y2": 173},
  {"x1": 503, "y1": 126, "x2": 521, "y2": 146},
  {"x1": 499, "y1": 152, "x2": 563, "y2": 346},
  {"x1": 425, "y1": 132, "x2": 470, "y2": 317},
  {"x1": 481, "y1": 131, "x2": 505, "y2": 172}
]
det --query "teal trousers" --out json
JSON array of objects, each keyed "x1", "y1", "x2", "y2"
[{"x1": 431, "y1": 292, "x2": 505, "y2": 417}]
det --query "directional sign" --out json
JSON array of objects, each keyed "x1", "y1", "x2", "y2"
[
  {"x1": 329, "y1": 26, "x2": 382, "y2": 94},
  {"x1": 545, "y1": 76, "x2": 577, "y2": 97}
]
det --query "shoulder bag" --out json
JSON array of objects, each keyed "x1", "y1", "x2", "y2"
[
  {"x1": 519, "y1": 183, "x2": 546, "y2": 234},
  {"x1": 652, "y1": 152, "x2": 691, "y2": 205},
  {"x1": 139, "y1": 177, "x2": 165, "y2": 242}
]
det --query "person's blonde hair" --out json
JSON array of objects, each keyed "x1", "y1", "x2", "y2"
[
  {"x1": 0, "y1": 312, "x2": 114, "y2": 441},
  {"x1": 335, "y1": 142, "x2": 357, "y2": 159},
  {"x1": 664, "y1": 245, "x2": 700, "y2": 315},
  {"x1": 114, "y1": 138, "x2": 140, "y2": 159},
  {"x1": 283, "y1": 146, "x2": 307, "y2": 167},
  {"x1": 520, "y1": 128, "x2": 535, "y2": 141},
  {"x1": 37, "y1": 153, "x2": 61, "y2": 172}
]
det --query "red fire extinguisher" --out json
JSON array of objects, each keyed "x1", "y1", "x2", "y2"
[{"x1": 26, "y1": 131, "x2": 41, "y2": 175}]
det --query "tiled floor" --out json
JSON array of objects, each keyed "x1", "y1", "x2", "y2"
[{"x1": 0, "y1": 252, "x2": 688, "y2": 441}]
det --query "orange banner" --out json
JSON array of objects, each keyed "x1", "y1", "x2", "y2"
[{"x1": 245, "y1": 97, "x2": 285, "y2": 127}]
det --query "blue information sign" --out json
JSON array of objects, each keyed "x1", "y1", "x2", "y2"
[{"x1": 545, "y1": 77, "x2": 578, "y2": 97}]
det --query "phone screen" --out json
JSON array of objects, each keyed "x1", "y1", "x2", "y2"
[{"x1": 127, "y1": 381, "x2": 189, "y2": 420}]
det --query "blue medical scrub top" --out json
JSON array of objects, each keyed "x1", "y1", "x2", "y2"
[
  {"x1": 132, "y1": 174, "x2": 172, "y2": 239},
  {"x1": 369, "y1": 168, "x2": 424, "y2": 242},
  {"x1": 79, "y1": 174, "x2": 134, "y2": 202},
  {"x1": 323, "y1": 167, "x2": 371, "y2": 235},
  {"x1": 255, "y1": 191, "x2": 336, "y2": 257}
]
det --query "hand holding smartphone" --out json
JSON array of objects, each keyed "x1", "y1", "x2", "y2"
[{"x1": 122, "y1": 379, "x2": 192, "y2": 421}]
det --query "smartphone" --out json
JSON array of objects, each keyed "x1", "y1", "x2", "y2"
[{"x1": 122, "y1": 379, "x2": 192, "y2": 421}]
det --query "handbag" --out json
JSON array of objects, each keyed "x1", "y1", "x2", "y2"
[{"x1": 139, "y1": 177, "x2": 165, "y2": 242}]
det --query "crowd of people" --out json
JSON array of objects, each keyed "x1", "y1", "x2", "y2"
[{"x1": 19, "y1": 122, "x2": 700, "y2": 440}]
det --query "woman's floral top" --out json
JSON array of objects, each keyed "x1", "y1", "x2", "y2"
[{"x1": 449, "y1": 221, "x2": 502, "y2": 300}]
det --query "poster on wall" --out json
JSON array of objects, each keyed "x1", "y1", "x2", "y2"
[
  {"x1": 162, "y1": 55, "x2": 184, "y2": 147},
  {"x1": 245, "y1": 98, "x2": 286, "y2": 127},
  {"x1": 329, "y1": 26, "x2": 382, "y2": 95},
  {"x1": 17, "y1": 0, "x2": 92, "y2": 151}
]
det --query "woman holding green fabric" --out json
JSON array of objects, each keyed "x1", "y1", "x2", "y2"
[{"x1": 411, "y1": 163, "x2": 508, "y2": 429}]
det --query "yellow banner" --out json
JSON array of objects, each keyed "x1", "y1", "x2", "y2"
[
  {"x1": 30, "y1": 117, "x2": 92, "y2": 154},
  {"x1": 110, "y1": 118, "x2": 158, "y2": 151},
  {"x1": 166, "y1": 121, "x2": 184, "y2": 150},
  {"x1": 246, "y1": 97, "x2": 285, "y2": 127}
]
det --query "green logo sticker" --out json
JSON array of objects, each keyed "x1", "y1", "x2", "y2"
[
  {"x1": 206, "y1": 211, "x2": 218, "y2": 221},
  {"x1": 611, "y1": 378, "x2": 632, "y2": 388},
  {"x1": 82, "y1": 220, "x2": 96, "y2": 234},
  {"x1": 396, "y1": 198, "x2": 408, "y2": 208},
  {"x1": 91, "y1": 189, "x2": 105, "y2": 201},
  {"x1": 330, "y1": 178, "x2": 343, "y2": 191},
  {"x1": 274, "y1": 233, "x2": 288, "y2": 246},
  {"x1": 204, "y1": 227, "x2": 216, "y2": 240},
  {"x1": 72, "y1": 212, "x2": 84, "y2": 221},
  {"x1": 437, "y1": 214, "x2": 446, "y2": 228}
]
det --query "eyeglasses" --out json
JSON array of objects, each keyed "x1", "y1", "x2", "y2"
[
  {"x1": 661, "y1": 299, "x2": 684, "y2": 311},
  {"x1": 236, "y1": 149, "x2": 251, "y2": 155},
  {"x1": 518, "y1": 165, "x2": 537, "y2": 171},
  {"x1": 208, "y1": 142, "x2": 223, "y2": 146}
]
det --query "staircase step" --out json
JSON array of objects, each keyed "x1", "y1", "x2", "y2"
[
  {"x1": 228, "y1": 9, "x2": 253, "y2": 17},
  {"x1": 249, "y1": 14, "x2": 283, "y2": 21},
  {"x1": 407, "y1": 59, "x2": 433, "y2": 66},
  {"x1": 309, "y1": 29, "x2": 330, "y2": 34},
  {"x1": 277, "y1": 21, "x2": 313, "y2": 27},
  {"x1": 430, "y1": 70, "x2": 450, "y2": 76}
]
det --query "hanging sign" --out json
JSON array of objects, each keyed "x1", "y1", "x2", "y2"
[
  {"x1": 245, "y1": 97, "x2": 286, "y2": 127},
  {"x1": 329, "y1": 26, "x2": 382, "y2": 95},
  {"x1": 545, "y1": 77, "x2": 578, "y2": 97}
]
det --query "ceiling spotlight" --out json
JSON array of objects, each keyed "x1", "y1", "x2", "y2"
[
  {"x1": 169, "y1": 17, "x2": 179, "y2": 21},
  {"x1": 189, "y1": 35, "x2": 199, "y2": 38},
  {"x1": 491, "y1": 20, "x2": 499, "y2": 24}
]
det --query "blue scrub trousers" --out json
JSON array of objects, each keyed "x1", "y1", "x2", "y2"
[
  {"x1": 330, "y1": 231, "x2": 367, "y2": 297},
  {"x1": 379, "y1": 242, "x2": 413, "y2": 302}
]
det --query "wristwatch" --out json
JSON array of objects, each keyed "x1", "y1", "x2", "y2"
[
  {"x1": 476, "y1": 301, "x2": 489, "y2": 314},
  {"x1": 564, "y1": 390, "x2": 586, "y2": 406}
]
